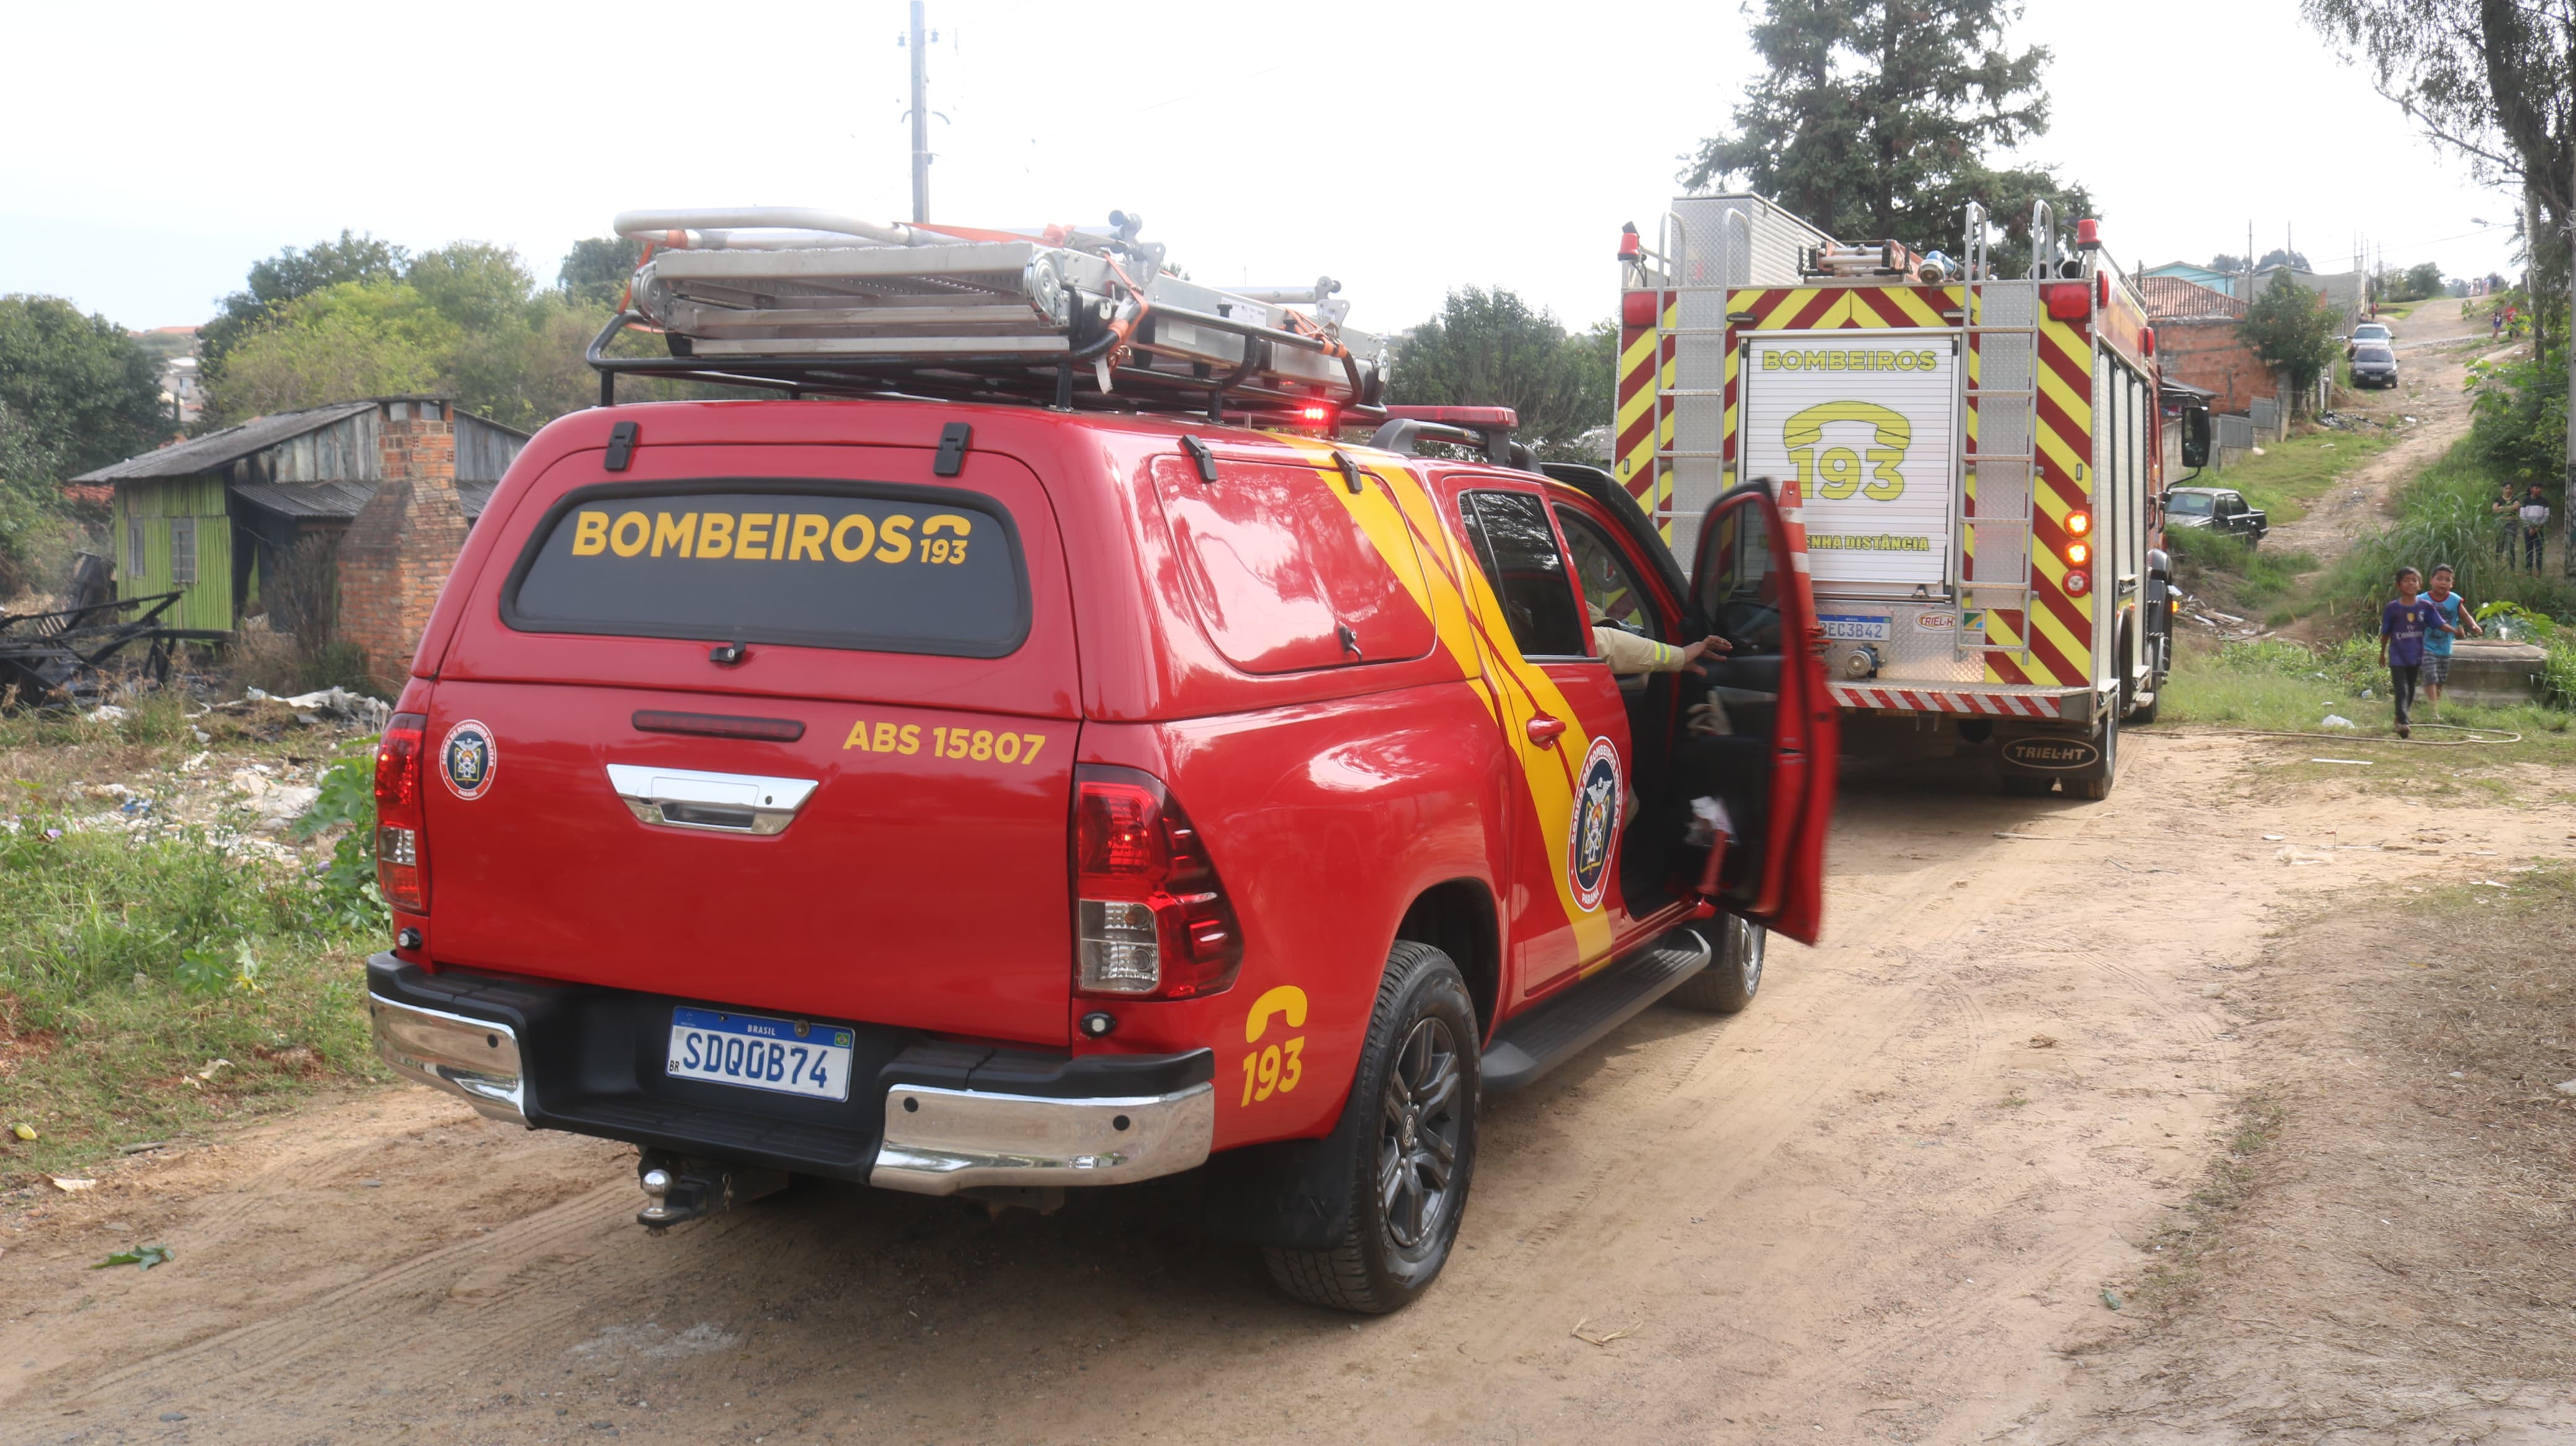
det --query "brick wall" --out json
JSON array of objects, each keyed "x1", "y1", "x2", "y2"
[
  {"x1": 2156, "y1": 318, "x2": 2280, "y2": 415},
  {"x1": 337, "y1": 398, "x2": 470, "y2": 692}
]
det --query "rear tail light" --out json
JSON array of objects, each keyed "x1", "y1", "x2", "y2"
[
  {"x1": 1073, "y1": 765, "x2": 1244, "y2": 1000},
  {"x1": 2044, "y1": 283, "x2": 2091, "y2": 320},
  {"x1": 2066, "y1": 510, "x2": 2091, "y2": 536},
  {"x1": 375, "y1": 713, "x2": 430, "y2": 913},
  {"x1": 2065, "y1": 540, "x2": 2092, "y2": 567}
]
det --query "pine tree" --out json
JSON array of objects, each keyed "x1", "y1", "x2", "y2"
[{"x1": 1682, "y1": 0, "x2": 2091, "y2": 261}]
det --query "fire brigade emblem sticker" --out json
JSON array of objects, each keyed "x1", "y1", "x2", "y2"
[
  {"x1": 1567, "y1": 737, "x2": 1622, "y2": 912},
  {"x1": 440, "y1": 720, "x2": 497, "y2": 801}
]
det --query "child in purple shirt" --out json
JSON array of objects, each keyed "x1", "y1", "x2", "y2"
[{"x1": 2377, "y1": 567, "x2": 2452, "y2": 738}]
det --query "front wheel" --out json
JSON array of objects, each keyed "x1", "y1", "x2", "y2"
[
  {"x1": 1666, "y1": 915, "x2": 1766, "y2": 1014},
  {"x1": 1263, "y1": 942, "x2": 1480, "y2": 1314}
]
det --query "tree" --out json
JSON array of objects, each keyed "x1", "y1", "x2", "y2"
[
  {"x1": 206, "y1": 281, "x2": 454, "y2": 423},
  {"x1": 0, "y1": 401, "x2": 72, "y2": 595},
  {"x1": 2304, "y1": 0, "x2": 2574, "y2": 570},
  {"x1": 2209, "y1": 253, "x2": 2247, "y2": 273},
  {"x1": 1386, "y1": 290, "x2": 1610, "y2": 459},
  {"x1": 1682, "y1": 0, "x2": 2094, "y2": 268},
  {"x1": 0, "y1": 295, "x2": 168, "y2": 477},
  {"x1": 2240, "y1": 272, "x2": 2341, "y2": 407},
  {"x1": 2404, "y1": 260, "x2": 2447, "y2": 298},
  {"x1": 200, "y1": 231, "x2": 409, "y2": 371},
  {"x1": 2254, "y1": 247, "x2": 2312, "y2": 272},
  {"x1": 559, "y1": 237, "x2": 646, "y2": 308}
]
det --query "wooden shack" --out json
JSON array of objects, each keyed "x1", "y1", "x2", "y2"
[{"x1": 72, "y1": 397, "x2": 527, "y2": 635}]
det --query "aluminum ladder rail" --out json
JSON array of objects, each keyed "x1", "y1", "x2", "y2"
[
  {"x1": 1951, "y1": 200, "x2": 2042, "y2": 673},
  {"x1": 1641, "y1": 206, "x2": 1753, "y2": 562}
]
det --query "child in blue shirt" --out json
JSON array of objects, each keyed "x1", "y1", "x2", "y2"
[
  {"x1": 2377, "y1": 567, "x2": 2453, "y2": 738},
  {"x1": 2418, "y1": 564, "x2": 2481, "y2": 716}
]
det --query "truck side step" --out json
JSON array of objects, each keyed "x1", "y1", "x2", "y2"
[{"x1": 1482, "y1": 929, "x2": 1712, "y2": 1094}]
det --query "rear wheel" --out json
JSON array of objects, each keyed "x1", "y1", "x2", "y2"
[
  {"x1": 1666, "y1": 915, "x2": 1766, "y2": 1014},
  {"x1": 2066, "y1": 707, "x2": 2121, "y2": 801},
  {"x1": 1263, "y1": 942, "x2": 1479, "y2": 1314}
]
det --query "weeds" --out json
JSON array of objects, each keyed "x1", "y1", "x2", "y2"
[
  {"x1": 2168, "y1": 529, "x2": 2318, "y2": 615},
  {"x1": 0, "y1": 772, "x2": 385, "y2": 1182}
]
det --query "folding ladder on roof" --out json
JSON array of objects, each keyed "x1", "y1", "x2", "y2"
[{"x1": 588, "y1": 207, "x2": 1388, "y2": 424}]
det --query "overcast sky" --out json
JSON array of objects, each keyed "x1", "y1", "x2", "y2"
[{"x1": 1, "y1": 0, "x2": 2528, "y2": 335}]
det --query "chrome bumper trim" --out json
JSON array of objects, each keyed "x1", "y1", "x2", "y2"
[
  {"x1": 368, "y1": 991, "x2": 529, "y2": 1125},
  {"x1": 869, "y1": 1081, "x2": 1216, "y2": 1196}
]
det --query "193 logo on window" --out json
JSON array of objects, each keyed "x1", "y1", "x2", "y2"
[{"x1": 1784, "y1": 401, "x2": 1913, "y2": 502}]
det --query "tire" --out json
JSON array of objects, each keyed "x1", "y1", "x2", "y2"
[
  {"x1": 1263, "y1": 942, "x2": 1479, "y2": 1314},
  {"x1": 1666, "y1": 915, "x2": 1767, "y2": 1014},
  {"x1": 2065, "y1": 707, "x2": 2120, "y2": 800}
]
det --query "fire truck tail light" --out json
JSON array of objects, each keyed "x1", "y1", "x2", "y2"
[
  {"x1": 2066, "y1": 510, "x2": 2091, "y2": 536},
  {"x1": 2065, "y1": 540, "x2": 2092, "y2": 567},
  {"x1": 1297, "y1": 401, "x2": 1337, "y2": 432},
  {"x1": 2044, "y1": 284, "x2": 2090, "y2": 320},
  {"x1": 2097, "y1": 271, "x2": 2111, "y2": 310},
  {"x1": 1073, "y1": 767, "x2": 1244, "y2": 1000},
  {"x1": 375, "y1": 713, "x2": 430, "y2": 914}
]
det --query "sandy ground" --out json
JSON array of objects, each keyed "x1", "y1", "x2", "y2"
[
  {"x1": 2268, "y1": 298, "x2": 2505, "y2": 572},
  {"x1": 2, "y1": 736, "x2": 2568, "y2": 1445}
]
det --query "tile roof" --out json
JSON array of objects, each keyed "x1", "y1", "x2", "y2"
[{"x1": 2137, "y1": 276, "x2": 2247, "y2": 321}]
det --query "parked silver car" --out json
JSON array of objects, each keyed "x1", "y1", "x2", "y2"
[
  {"x1": 2345, "y1": 321, "x2": 2392, "y2": 359},
  {"x1": 2351, "y1": 344, "x2": 2399, "y2": 390}
]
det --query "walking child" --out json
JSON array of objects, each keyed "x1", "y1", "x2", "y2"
[
  {"x1": 2377, "y1": 567, "x2": 2451, "y2": 739},
  {"x1": 2418, "y1": 564, "x2": 2481, "y2": 715}
]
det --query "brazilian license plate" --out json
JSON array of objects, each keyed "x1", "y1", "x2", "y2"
[{"x1": 666, "y1": 1007, "x2": 854, "y2": 1102}]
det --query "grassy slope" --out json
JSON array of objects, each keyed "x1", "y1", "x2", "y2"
[{"x1": 0, "y1": 699, "x2": 386, "y2": 1183}]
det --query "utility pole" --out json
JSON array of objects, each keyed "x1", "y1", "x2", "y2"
[{"x1": 907, "y1": 1, "x2": 931, "y2": 225}]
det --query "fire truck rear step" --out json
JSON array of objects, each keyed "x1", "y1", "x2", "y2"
[{"x1": 1482, "y1": 930, "x2": 1712, "y2": 1094}]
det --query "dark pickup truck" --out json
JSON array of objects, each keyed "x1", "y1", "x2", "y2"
[{"x1": 2165, "y1": 486, "x2": 2268, "y2": 545}]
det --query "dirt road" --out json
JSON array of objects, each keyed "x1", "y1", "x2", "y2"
[
  {"x1": 2268, "y1": 298, "x2": 2498, "y2": 567},
  {"x1": 4, "y1": 743, "x2": 2567, "y2": 1445}
]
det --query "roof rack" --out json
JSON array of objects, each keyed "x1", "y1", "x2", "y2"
[{"x1": 588, "y1": 207, "x2": 1390, "y2": 429}]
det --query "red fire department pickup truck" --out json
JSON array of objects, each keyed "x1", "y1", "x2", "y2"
[{"x1": 366, "y1": 214, "x2": 1835, "y2": 1314}]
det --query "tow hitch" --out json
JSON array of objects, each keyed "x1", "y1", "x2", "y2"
[{"x1": 636, "y1": 1151, "x2": 789, "y2": 1229}]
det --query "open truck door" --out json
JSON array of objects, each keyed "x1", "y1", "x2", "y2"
[{"x1": 1686, "y1": 479, "x2": 1839, "y2": 943}]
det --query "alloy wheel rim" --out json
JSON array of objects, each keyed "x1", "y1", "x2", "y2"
[{"x1": 1377, "y1": 1016, "x2": 1463, "y2": 1249}]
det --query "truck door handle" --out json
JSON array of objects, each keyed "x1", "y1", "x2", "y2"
[{"x1": 1525, "y1": 715, "x2": 1567, "y2": 747}]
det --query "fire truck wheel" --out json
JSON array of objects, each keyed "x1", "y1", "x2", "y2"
[
  {"x1": 1667, "y1": 915, "x2": 1766, "y2": 1013},
  {"x1": 1263, "y1": 942, "x2": 1481, "y2": 1315},
  {"x1": 2066, "y1": 709, "x2": 2120, "y2": 801}
]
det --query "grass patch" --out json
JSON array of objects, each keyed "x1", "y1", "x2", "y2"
[
  {"x1": 2150, "y1": 634, "x2": 2576, "y2": 779},
  {"x1": 0, "y1": 749, "x2": 386, "y2": 1183},
  {"x1": 2203, "y1": 428, "x2": 2395, "y2": 527},
  {"x1": 2168, "y1": 528, "x2": 2318, "y2": 617}
]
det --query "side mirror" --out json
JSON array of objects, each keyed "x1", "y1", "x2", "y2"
[{"x1": 2180, "y1": 407, "x2": 2212, "y2": 469}]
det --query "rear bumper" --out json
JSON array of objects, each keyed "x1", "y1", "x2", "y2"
[
  {"x1": 1829, "y1": 682, "x2": 2097, "y2": 720},
  {"x1": 365, "y1": 956, "x2": 1214, "y2": 1194}
]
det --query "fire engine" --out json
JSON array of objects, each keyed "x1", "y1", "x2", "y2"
[{"x1": 1617, "y1": 196, "x2": 2208, "y2": 796}]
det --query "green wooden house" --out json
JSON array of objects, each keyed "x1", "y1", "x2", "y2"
[{"x1": 72, "y1": 398, "x2": 529, "y2": 635}]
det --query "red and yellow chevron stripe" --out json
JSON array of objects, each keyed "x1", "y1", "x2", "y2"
[
  {"x1": 2014, "y1": 311, "x2": 2095, "y2": 689},
  {"x1": 1616, "y1": 291, "x2": 1676, "y2": 534}
]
